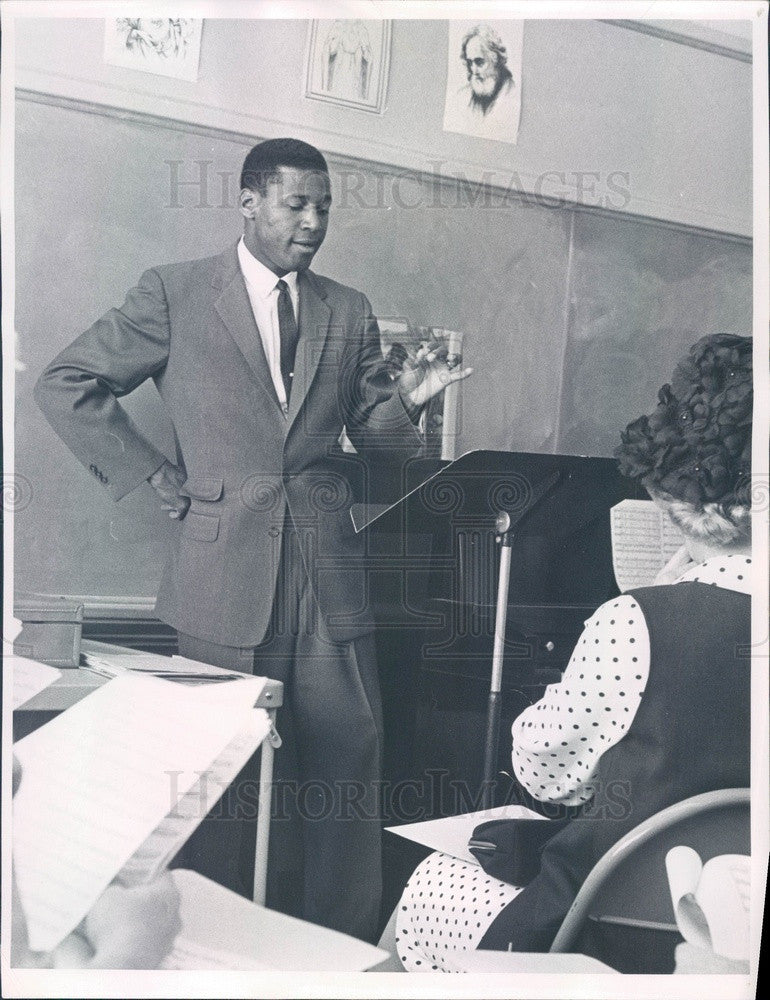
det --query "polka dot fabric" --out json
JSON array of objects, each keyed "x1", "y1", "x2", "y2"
[
  {"x1": 509, "y1": 555, "x2": 751, "y2": 807},
  {"x1": 676, "y1": 553, "x2": 752, "y2": 592},
  {"x1": 395, "y1": 852, "x2": 522, "y2": 972},
  {"x1": 391, "y1": 555, "x2": 752, "y2": 971},
  {"x1": 511, "y1": 594, "x2": 649, "y2": 806}
]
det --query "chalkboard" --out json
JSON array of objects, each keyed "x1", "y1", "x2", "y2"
[
  {"x1": 558, "y1": 212, "x2": 752, "y2": 455},
  {"x1": 13, "y1": 97, "x2": 752, "y2": 605}
]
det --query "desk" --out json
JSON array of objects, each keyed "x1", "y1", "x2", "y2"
[
  {"x1": 13, "y1": 640, "x2": 283, "y2": 905},
  {"x1": 18, "y1": 639, "x2": 283, "y2": 712}
]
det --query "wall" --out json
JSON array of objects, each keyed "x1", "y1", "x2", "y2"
[
  {"x1": 13, "y1": 15, "x2": 753, "y2": 234},
  {"x1": 13, "y1": 95, "x2": 751, "y2": 603},
  {"x1": 10, "y1": 16, "x2": 753, "y2": 604}
]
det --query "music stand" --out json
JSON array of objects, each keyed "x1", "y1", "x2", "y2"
[{"x1": 352, "y1": 449, "x2": 639, "y2": 809}]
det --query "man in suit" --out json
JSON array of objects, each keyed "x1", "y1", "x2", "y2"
[{"x1": 35, "y1": 137, "x2": 472, "y2": 941}]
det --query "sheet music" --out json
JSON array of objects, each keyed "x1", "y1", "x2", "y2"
[
  {"x1": 164, "y1": 869, "x2": 389, "y2": 972},
  {"x1": 117, "y1": 709, "x2": 270, "y2": 885},
  {"x1": 12, "y1": 672, "x2": 266, "y2": 952},
  {"x1": 11, "y1": 656, "x2": 62, "y2": 709},
  {"x1": 665, "y1": 847, "x2": 751, "y2": 961},
  {"x1": 610, "y1": 499, "x2": 684, "y2": 591},
  {"x1": 386, "y1": 804, "x2": 544, "y2": 865}
]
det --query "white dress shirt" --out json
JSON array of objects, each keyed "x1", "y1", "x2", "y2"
[{"x1": 237, "y1": 237, "x2": 299, "y2": 413}]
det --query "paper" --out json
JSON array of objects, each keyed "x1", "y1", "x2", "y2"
[
  {"x1": 665, "y1": 847, "x2": 751, "y2": 961},
  {"x1": 117, "y1": 709, "x2": 269, "y2": 885},
  {"x1": 161, "y1": 936, "x2": 273, "y2": 971},
  {"x1": 12, "y1": 671, "x2": 266, "y2": 951},
  {"x1": 447, "y1": 950, "x2": 616, "y2": 973},
  {"x1": 81, "y1": 649, "x2": 245, "y2": 683},
  {"x1": 386, "y1": 804, "x2": 544, "y2": 865},
  {"x1": 610, "y1": 499, "x2": 684, "y2": 591},
  {"x1": 164, "y1": 869, "x2": 389, "y2": 972},
  {"x1": 442, "y1": 21, "x2": 523, "y2": 146},
  {"x1": 11, "y1": 655, "x2": 62, "y2": 709}
]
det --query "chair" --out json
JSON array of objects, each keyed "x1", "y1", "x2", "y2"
[{"x1": 549, "y1": 788, "x2": 750, "y2": 973}]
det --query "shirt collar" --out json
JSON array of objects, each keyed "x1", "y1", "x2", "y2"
[
  {"x1": 237, "y1": 237, "x2": 298, "y2": 299},
  {"x1": 676, "y1": 553, "x2": 753, "y2": 595}
]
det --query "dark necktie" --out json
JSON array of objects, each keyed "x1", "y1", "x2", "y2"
[{"x1": 276, "y1": 279, "x2": 299, "y2": 404}]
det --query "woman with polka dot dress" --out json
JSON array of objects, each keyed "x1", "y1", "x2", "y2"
[{"x1": 378, "y1": 334, "x2": 754, "y2": 971}]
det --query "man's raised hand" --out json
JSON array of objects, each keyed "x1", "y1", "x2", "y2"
[{"x1": 398, "y1": 340, "x2": 473, "y2": 412}]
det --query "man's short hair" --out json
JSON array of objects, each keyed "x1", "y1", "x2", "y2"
[
  {"x1": 460, "y1": 24, "x2": 509, "y2": 69},
  {"x1": 240, "y1": 138, "x2": 329, "y2": 193}
]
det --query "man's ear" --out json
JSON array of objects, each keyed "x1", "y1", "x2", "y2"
[{"x1": 239, "y1": 187, "x2": 260, "y2": 220}]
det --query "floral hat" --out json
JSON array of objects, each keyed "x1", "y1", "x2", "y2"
[{"x1": 615, "y1": 334, "x2": 752, "y2": 511}]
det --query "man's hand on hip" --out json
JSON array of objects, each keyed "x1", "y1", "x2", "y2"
[{"x1": 148, "y1": 461, "x2": 190, "y2": 520}]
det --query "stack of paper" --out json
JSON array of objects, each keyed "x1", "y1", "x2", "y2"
[{"x1": 81, "y1": 648, "x2": 243, "y2": 683}]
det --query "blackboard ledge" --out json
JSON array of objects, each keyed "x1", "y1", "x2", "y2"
[{"x1": 15, "y1": 593, "x2": 157, "y2": 620}]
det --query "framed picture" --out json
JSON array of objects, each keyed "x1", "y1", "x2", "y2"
[
  {"x1": 304, "y1": 19, "x2": 391, "y2": 113},
  {"x1": 104, "y1": 18, "x2": 203, "y2": 82}
]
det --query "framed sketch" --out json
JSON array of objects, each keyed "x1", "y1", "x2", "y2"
[
  {"x1": 103, "y1": 18, "x2": 203, "y2": 82},
  {"x1": 304, "y1": 19, "x2": 391, "y2": 113},
  {"x1": 443, "y1": 20, "x2": 524, "y2": 145}
]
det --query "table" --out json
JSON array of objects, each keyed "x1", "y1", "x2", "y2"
[{"x1": 13, "y1": 639, "x2": 283, "y2": 905}]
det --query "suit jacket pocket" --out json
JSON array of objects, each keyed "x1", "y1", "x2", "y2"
[
  {"x1": 183, "y1": 510, "x2": 220, "y2": 542},
  {"x1": 180, "y1": 476, "x2": 224, "y2": 501}
]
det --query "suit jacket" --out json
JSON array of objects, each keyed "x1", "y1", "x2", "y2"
[{"x1": 35, "y1": 243, "x2": 422, "y2": 646}]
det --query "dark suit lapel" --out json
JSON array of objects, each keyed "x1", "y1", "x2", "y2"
[
  {"x1": 212, "y1": 245, "x2": 282, "y2": 414},
  {"x1": 287, "y1": 270, "x2": 332, "y2": 429}
]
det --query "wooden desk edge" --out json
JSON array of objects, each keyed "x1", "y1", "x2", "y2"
[{"x1": 15, "y1": 663, "x2": 284, "y2": 713}]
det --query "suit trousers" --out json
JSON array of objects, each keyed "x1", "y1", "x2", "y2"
[{"x1": 175, "y1": 525, "x2": 384, "y2": 942}]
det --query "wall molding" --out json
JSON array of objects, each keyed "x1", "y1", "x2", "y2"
[
  {"x1": 16, "y1": 86, "x2": 752, "y2": 244},
  {"x1": 601, "y1": 19, "x2": 752, "y2": 64}
]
